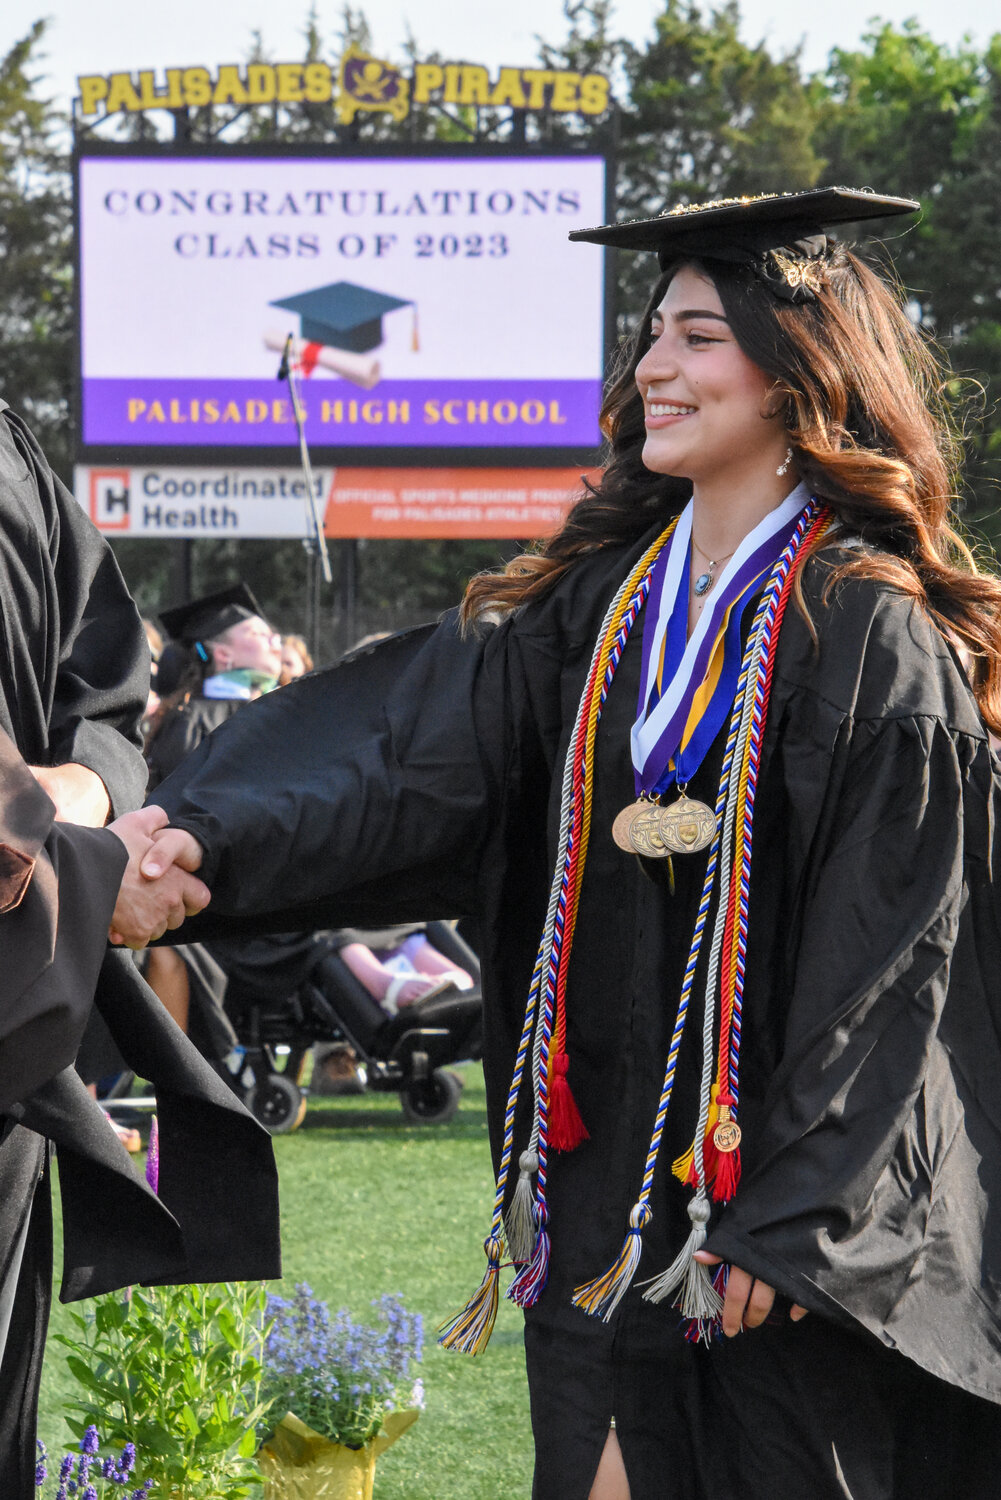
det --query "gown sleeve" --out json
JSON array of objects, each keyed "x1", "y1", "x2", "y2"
[
  {"x1": 706, "y1": 702, "x2": 1001, "y2": 1399},
  {"x1": 150, "y1": 613, "x2": 535, "y2": 936},
  {"x1": 0, "y1": 820, "x2": 127, "y2": 1113},
  {"x1": 150, "y1": 540, "x2": 639, "y2": 944},
  {"x1": 2, "y1": 410, "x2": 149, "y2": 816}
]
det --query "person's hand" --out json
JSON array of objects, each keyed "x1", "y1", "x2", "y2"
[
  {"x1": 107, "y1": 806, "x2": 209, "y2": 948},
  {"x1": 693, "y1": 1251, "x2": 808, "y2": 1337},
  {"x1": 139, "y1": 825, "x2": 206, "y2": 882},
  {"x1": 29, "y1": 762, "x2": 111, "y2": 827}
]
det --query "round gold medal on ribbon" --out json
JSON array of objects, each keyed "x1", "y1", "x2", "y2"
[
  {"x1": 612, "y1": 800, "x2": 647, "y2": 852},
  {"x1": 658, "y1": 795, "x2": 716, "y2": 854},
  {"x1": 627, "y1": 804, "x2": 674, "y2": 859}
]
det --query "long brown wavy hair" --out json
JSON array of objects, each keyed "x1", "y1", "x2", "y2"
[{"x1": 461, "y1": 241, "x2": 1001, "y2": 732}]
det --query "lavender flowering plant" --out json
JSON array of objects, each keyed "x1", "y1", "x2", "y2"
[
  {"x1": 35, "y1": 1427, "x2": 153, "y2": 1499},
  {"x1": 260, "y1": 1285, "x2": 423, "y2": 1448}
]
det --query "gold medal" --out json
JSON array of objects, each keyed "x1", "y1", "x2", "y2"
[
  {"x1": 658, "y1": 794, "x2": 716, "y2": 854},
  {"x1": 627, "y1": 803, "x2": 674, "y2": 859},
  {"x1": 713, "y1": 1105, "x2": 741, "y2": 1154},
  {"x1": 612, "y1": 799, "x2": 648, "y2": 851}
]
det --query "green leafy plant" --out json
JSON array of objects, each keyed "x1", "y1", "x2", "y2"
[{"x1": 55, "y1": 1282, "x2": 271, "y2": 1500}]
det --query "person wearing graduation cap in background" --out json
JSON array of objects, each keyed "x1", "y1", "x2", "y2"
[
  {"x1": 0, "y1": 409, "x2": 280, "y2": 1494},
  {"x1": 143, "y1": 587, "x2": 465, "y2": 1061},
  {"x1": 142, "y1": 585, "x2": 282, "y2": 1044},
  {"x1": 111, "y1": 186, "x2": 1001, "y2": 1499},
  {"x1": 146, "y1": 584, "x2": 282, "y2": 793}
]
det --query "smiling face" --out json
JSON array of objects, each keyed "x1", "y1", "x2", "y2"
[{"x1": 634, "y1": 264, "x2": 789, "y2": 487}]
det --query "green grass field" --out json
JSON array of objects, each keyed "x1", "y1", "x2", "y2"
[{"x1": 37, "y1": 1062, "x2": 535, "y2": 1498}]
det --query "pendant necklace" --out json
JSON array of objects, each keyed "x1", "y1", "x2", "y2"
[{"x1": 691, "y1": 540, "x2": 735, "y2": 599}]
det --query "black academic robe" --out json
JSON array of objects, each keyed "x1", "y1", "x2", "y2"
[
  {"x1": 146, "y1": 689, "x2": 320, "y2": 1055},
  {"x1": 151, "y1": 525, "x2": 1001, "y2": 1496},
  {"x1": 144, "y1": 691, "x2": 238, "y2": 1057},
  {"x1": 0, "y1": 406, "x2": 280, "y2": 1495},
  {"x1": 145, "y1": 694, "x2": 241, "y2": 793}
]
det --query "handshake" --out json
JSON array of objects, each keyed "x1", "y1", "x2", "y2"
[{"x1": 108, "y1": 806, "x2": 210, "y2": 949}]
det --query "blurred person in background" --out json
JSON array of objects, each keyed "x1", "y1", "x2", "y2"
[
  {"x1": 312, "y1": 922, "x2": 474, "y2": 1095},
  {"x1": 279, "y1": 633, "x2": 313, "y2": 685},
  {"x1": 337, "y1": 925, "x2": 474, "y2": 1011},
  {"x1": 141, "y1": 586, "x2": 280, "y2": 1049},
  {"x1": 145, "y1": 585, "x2": 281, "y2": 793},
  {"x1": 142, "y1": 617, "x2": 163, "y2": 727}
]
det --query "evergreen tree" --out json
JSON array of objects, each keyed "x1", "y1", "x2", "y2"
[
  {"x1": 814, "y1": 23, "x2": 1001, "y2": 535},
  {"x1": 0, "y1": 21, "x2": 74, "y2": 473},
  {"x1": 927, "y1": 41, "x2": 1001, "y2": 538}
]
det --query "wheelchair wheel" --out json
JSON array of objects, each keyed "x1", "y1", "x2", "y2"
[
  {"x1": 246, "y1": 1074, "x2": 305, "y2": 1135},
  {"x1": 400, "y1": 1068, "x2": 462, "y2": 1125}
]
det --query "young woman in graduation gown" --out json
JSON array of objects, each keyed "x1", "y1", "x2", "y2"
[{"x1": 131, "y1": 188, "x2": 1001, "y2": 1499}]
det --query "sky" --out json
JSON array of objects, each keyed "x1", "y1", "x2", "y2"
[{"x1": 3, "y1": 0, "x2": 999, "y2": 116}]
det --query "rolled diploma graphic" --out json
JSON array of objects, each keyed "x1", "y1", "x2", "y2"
[{"x1": 263, "y1": 330, "x2": 381, "y2": 389}]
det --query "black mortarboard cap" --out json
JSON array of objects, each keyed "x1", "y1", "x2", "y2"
[
  {"x1": 270, "y1": 280, "x2": 414, "y2": 353},
  {"x1": 159, "y1": 583, "x2": 268, "y2": 649},
  {"x1": 569, "y1": 187, "x2": 920, "y2": 299}
]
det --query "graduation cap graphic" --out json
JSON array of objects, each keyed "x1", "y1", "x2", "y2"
[{"x1": 270, "y1": 280, "x2": 417, "y2": 354}]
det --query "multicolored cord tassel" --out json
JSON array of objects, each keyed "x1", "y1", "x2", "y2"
[
  {"x1": 440, "y1": 501, "x2": 831, "y2": 1355},
  {"x1": 579, "y1": 503, "x2": 831, "y2": 1340},
  {"x1": 440, "y1": 525, "x2": 677, "y2": 1352}
]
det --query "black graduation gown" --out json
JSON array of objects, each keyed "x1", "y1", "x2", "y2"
[
  {"x1": 146, "y1": 694, "x2": 241, "y2": 793},
  {"x1": 151, "y1": 527, "x2": 1001, "y2": 1497},
  {"x1": 147, "y1": 690, "x2": 325, "y2": 1053},
  {"x1": 0, "y1": 405, "x2": 149, "y2": 806},
  {"x1": 0, "y1": 406, "x2": 281, "y2": 1495},
  {"x1": 146, "y1": 694, "x2": 240, "y2": 1057}
]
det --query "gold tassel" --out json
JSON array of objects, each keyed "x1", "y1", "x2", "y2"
[{"x1": 672, "y1": 1082, "x2": 720, "y2": 1184}]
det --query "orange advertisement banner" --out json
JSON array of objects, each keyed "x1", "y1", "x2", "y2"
[{"x1": 323, "y1": 467, "x2": 600, "y2": 539}]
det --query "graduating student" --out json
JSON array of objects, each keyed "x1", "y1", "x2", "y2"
[
  {"x1": 143, "y1": 587, "x2": 338, "y2": 1052},
  {"x1": 145, "y1": 584, "x2": 283, "y2": 792},
  {"x1": 123, "y1": 189, "x2": 1001, "y2": 1499},
  {"x1": 0, "y1": 406, "x2": 280, "y2": 1494}
]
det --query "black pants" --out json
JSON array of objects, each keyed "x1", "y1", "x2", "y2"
[
  {"x1": 0, "y1": 1126, "x2": 50, "y2": 1500},
  {"x1": 525, "y1": 1310, "x2": 1001, "y2": 1499}
]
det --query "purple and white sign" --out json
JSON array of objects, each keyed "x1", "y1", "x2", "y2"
[{"x1": 77, "y1": 152, "x2": 607, "y2": 454}]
